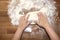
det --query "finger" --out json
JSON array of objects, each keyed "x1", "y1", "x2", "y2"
[
  {"x1": 25, "y1": 14, "x2": 30, "y2": 20},
  {"x1": 19, "y1": 16, "x2": 25, "y2": 21},
  {"x1": 27, "y1": 14, "x2": 30, "y2": 20},
  {"x1": 26, "y1": 22, "x2": 30, "y2": 27},
  {"x1": 27, "y1": 22, "x2": 30, "y2": 25},
  {"x1": 39, "y1": 13, "x2": 47, "y2": 18},
  {"x1": 37, "y1": 13, "x2": 41, "y2": 20},
  {"x1": 37, "y1": 12, "x2": 43, "y2": 19},
  {"x1": 20, "y1": 15, "x2": 25, "y2": 18},
  {"x1": 37, "y1": 12, "x2": 44, "y2": 17},
  {"x1": 37, "y1": 13, "x2": 47, "y2": 20}
]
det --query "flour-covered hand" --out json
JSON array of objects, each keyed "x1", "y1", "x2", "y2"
[
  {"x1": 19, "y1": 15, "x2": 29, "y2": 29},
  {"x1": 37, "y1": 13, "x2": 50, "y2": 28}
]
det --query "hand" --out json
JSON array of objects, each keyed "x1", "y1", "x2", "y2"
[
  {"x1": 18, "y1": 15, "x2": 29, "y2": 29},
  {"x1": 37, "y1": 13, "x2": 50, "y2": 28}
]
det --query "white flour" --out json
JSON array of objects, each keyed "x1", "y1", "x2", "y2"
[{"x1": 8, "y1": 0, "x2": 57, "y2": 32}]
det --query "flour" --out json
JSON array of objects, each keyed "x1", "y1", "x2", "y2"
[{"x1": 8, "y1": 0, "x2": 57, "y2": 32}]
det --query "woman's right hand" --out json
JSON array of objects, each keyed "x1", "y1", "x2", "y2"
[{"x1": 37, "y1": 13, "x2": 50, "y2": 28}]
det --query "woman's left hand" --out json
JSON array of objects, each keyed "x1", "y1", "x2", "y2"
[{"x1": 18, "y1": 15, "x2": 29, "y2": 29}]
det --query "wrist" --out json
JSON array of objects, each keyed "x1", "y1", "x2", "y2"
[
  {"x1": 44, "y1": 24, "x2": 50, "y2": 29},
  {"x1": 18, "y1": 25, "x2": 26, "y2": 30}
]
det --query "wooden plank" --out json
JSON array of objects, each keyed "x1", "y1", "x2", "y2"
[
  {"x1": 0, "y1": 16, "x2": 10, "y2": 22},
  {"x1": 0, "y1": 25, "x2": 17, "y2": 29},
  {"x1": 0, "y1": 16, "x2": 11, "y2": 26},
  {"x1": 0, "y1": 25, "x2": 17, "y2": 34},
  {"x1": 0, "y1": 34, "x2": 14, "y2": 40},
  {"x1": 0, "y1": 11, "x2": 8, "y2": 16},
  {"x1": 0, "y1": 22, "x2": 12, "y2": 26},
  {"x1": 0, "y1": 0, "x2": 9, "y2": 1},
  {"x1": 0, "y1": 1, "x2": 9, "y2": 11},
  {"x1": 0, "y1": 16, "x2": 12, "y2": 26},
  {"x1": 6, "y1": 26, "x2": 17, "y2": 34},
  {"x1": 56, "y1": 2, "x2": 60, "y2": 6},
  {"x1": 55, "y1": 0, "x2": 60, "y2": 3}
]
